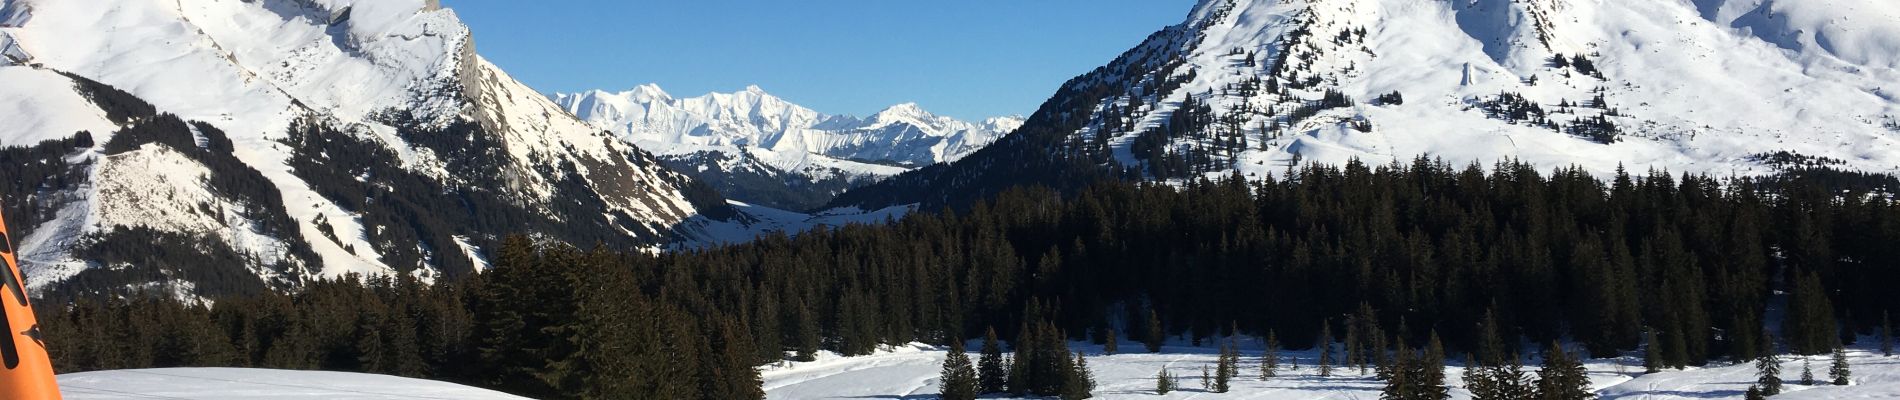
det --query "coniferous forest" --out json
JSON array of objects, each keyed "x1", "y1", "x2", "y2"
[{"x1": 34, "y1": 158, "x2": 1900, "y2": 399}]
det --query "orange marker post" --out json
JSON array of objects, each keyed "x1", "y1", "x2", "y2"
[{"x1": 0, "y1": 209, "x2": 60, "y2": 399}]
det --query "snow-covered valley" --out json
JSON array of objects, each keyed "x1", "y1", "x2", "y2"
[{"x1": 763, "y1": 342, "x2": 1900, "y2": 399}]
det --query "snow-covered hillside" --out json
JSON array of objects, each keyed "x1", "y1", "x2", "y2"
[
  {"x1": 763, "y1": 342, "x2": 1900, "y2": 399},
  {"x1": 556, "y1": 85, "x2": 1021, "y2": 211},
  {"x1": 0, "y1": 0, "x2": 724, "y2": 298},
  {"x1": 835, "y1": 0, "x2": 1900, "y2": 209},
  {"x1": 59, "y1": 368, "x2": 528, "y2": 399}
]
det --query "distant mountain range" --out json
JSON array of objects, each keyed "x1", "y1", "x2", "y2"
[{"x1": 555, "y1": 85, "x2": 1021, "y2": 211}]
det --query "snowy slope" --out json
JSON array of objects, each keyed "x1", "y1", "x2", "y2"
[
  {"x1": 762, "y1": 342, "x2": 1900, "y2": 399},
  {"x1": 59, "y1": 368, "x2": 529, "y2": 399},
  {"x1": 555, "y1": 85, "x2": 1021, "y2": 210},
  {"x1": 836, "y1": 0, "x2": 1900, "y2": 209},
  {"x1": 0, "y1": 0, "x2": 720, "y2": 297}
]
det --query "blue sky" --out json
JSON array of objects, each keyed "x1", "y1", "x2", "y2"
[{"x1": 440, "y1": 0, "x2": 1194, "y2": 121}]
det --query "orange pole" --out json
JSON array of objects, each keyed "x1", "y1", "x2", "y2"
[{"x1": 0, "y1": 209, "x2": 60, "y2": 399}]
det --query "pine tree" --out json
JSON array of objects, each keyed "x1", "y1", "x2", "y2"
[
  {"x1": 1744, "y1": 385, "x2": 1767, "y2": 400},
  {"x1": 1785, "y1": 272, "x2": 1839, "y2": 355},
  {"x1": 1201, "y1": 365, "x2": 1213, "y2": 390},
  {"x1": 1643, "y1": 330, "x2": 1662, "y2": 374},
  {"x1": 1830, "y1": 346, "x2": 1851, "y2": 385},
  {"x1": 1534, "y1": 342, "x2": 1592, "y2": 400},
  {"x1": 1381, "y1": 337, "x2": 1449, "y2": 400},
  {"x1": 1347, "y1": 318, "x2": 1366, "y2": 375},
  {"x1": 1463, "y1": 354, "x2": 1497, "y2": 400},
  {"x1": 1382, "y1": 345, "x2": 1413, "y2": 400},
  {"x1": 1156, "y1": 367, "x2": 1175, "y2": 394},
  {"x1": 978, "y1": 327, "x2": 1007, "y2": 394},
  {"x1": 1476, "y1": 309, "x2": 1506, "y2": 366},
  {"x1": 1008, "y1": 354, "x2": 1027, "y2": 395},
  {"x1": 1800, "y1": 358, "x2": 1815, "y2": 386},
  {"x1": 1882, "y1": 312, "x2": 1893, "y2": 357},
  {"x1": 1262, "y1": 330, "x2": 1280, "y2": 379},
  {"x1": 940, "y1": 340, "x2": 979, "y2": 400},
  {"x1": 791, "y1": 300, "x2": 820, "y2": 362},
  {"x1": 1062, "y1": 352, "x2": 1095, "y2": 400},
  {"x1": 1496, "y1": 354, "x2": 1535, "y2": 400},
  {"x1": 1755, "y1": 353, "x2": 1783, "y2": 395},
  {"x1": 1419, "y1": 332, "x2": 1449, "y2": 400},
  {"x1": 1214, "y1": 343, "x2": 1235, "y2": 393},
  {"x1": 1319, "y1": 320, "x2": 1335, "y2": 377},
  {"x1": 1146, "y1": 309, "x2": 1165, "y2": 353},
  {"x1": 1104, "y1": 329, "x2": 1119, "y2": 355}
]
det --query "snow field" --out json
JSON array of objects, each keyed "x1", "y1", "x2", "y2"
[
  {"x1": 764, "y1": 341, "x2": 1900, "y2": 399},
  {"x1": 58, "y1": 368, "x2": 529, "y2": 399}
]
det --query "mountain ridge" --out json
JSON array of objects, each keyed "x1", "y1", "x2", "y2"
[
  {"x1": 0, "y1": 0, "x2": 727, "y2": 299},
  {"x1": 833, "y1": 0, "x2": 1900, "y2": 211},
  {"x1": 554, "y1": 84, "x2": 1021, "y2": 211}
]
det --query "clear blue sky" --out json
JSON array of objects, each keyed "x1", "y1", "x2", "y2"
[{"x1": 439, "y1": 0, "x2": 1194, "y2": 121}]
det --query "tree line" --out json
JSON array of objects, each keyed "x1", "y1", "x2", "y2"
[{"x1": 34, "y1": 158, "x2": 1900, "y2": 398}]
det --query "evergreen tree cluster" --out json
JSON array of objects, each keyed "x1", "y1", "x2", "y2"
[
  {"x1": 39, "y1": 238, "x2": 765, "y2": 400},
  {"x1": 1005, "y1": 301, "x2": 1092, "y2": 397}
]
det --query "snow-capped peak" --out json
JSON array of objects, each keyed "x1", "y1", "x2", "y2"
[
  {"x1": 834, "y1": 0, "x2": 1900, "y2": 211},
  {"x1": 629, "y1": 83, "x2": 672, "y2": 102},
  {"x1": 554, "y1": 84, "x2": 1019, "y2": 210},
  {"x1": 0, "y1": 0, "x2": 717, "y2": 298}
]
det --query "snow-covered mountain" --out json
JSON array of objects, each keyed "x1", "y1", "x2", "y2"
[
  {"x1": 0, "y1": 0, "x2": 729, "y2": 299},
  {"x1": 834, "y1": 0, "x2": 1900, "y2": 210},
  {"x1": 555, "y1": 85, "x2": 1021, "y2": 211}
]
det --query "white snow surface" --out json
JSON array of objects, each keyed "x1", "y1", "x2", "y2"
[
  {"x1": 554, "y1": 85, "x2": 1023, "y2": 180},
  {"x1": 58, "y1": 368, "x2": 529, "y2": 399},
  {"x1": 672, "y1": 200, "x2": 915, "y2": 249},
  {"x1": 1058, "y1": 0, "x2": 1900, "y2": 182},
  {"x1": 0, "y1": 68, "x2": 114, "y2": 145},
  {"x1": 763, "y1": 341, "x2": 1900, "y2": 399}
]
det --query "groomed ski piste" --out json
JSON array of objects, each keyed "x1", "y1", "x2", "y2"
[{"x1": 761, "y1": 341, "x2": 1900, "y2": 399}]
